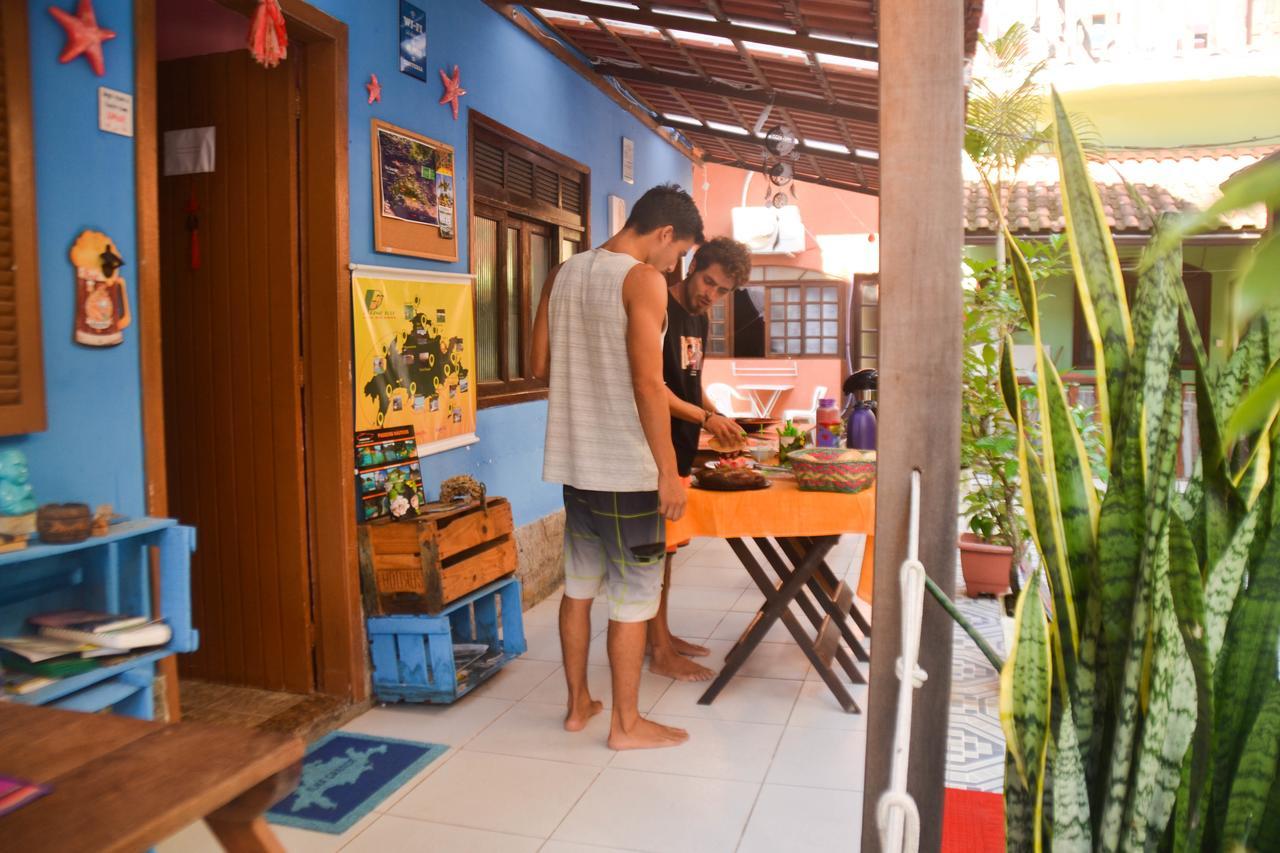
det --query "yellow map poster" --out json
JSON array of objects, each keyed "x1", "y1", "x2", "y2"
[{"x1": 351, "y1": 266, "x2": 478, "y2": 456}]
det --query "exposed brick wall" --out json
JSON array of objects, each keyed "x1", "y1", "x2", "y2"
[{"x1": 514, "y1": 511, "x2": 565, "y2": 609}]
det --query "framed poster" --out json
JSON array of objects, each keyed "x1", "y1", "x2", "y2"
[
  {"x1": 398, "y1": 1, "x2": 427, "y2": 81},
  {"x1": 351, "y1": 264, "x2": 478, "y2": 456},
  {"x1": 370, "y1": 120, "x2": 458, "y2": 261}
]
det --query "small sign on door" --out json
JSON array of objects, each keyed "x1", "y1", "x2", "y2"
[
  {"x1": 164, "y1": 127, "x2": 217, "y2": 176},
  {"x1": 98, "y1": 87, "x2": 133, "y2": 137}
]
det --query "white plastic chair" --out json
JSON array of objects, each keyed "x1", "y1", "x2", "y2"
[
  {"x1": 783, "y1": 385, "x2": 828, "y2": 423},
  {"x1": 706, "y1": 383, "x2": 756, "y2": 417}
]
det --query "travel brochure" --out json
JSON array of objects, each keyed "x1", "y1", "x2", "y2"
[{"x1": 355, "y1": 425, "x2": 428, "y2": 522}]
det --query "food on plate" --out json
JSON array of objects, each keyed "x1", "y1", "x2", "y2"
[
  {"x1": 694, "y1": 466, "x2": 769, "y2": 490},
  {"x1": 708, "y1": 433, "x2": 749, "y2": 454}
]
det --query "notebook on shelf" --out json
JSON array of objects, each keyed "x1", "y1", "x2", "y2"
[
  {"x1": 38, "y1": 621, "x2": 171, "y2": 652},
  {"x1": 28, "y1": 610, "x2": 150, "y2": 634}
]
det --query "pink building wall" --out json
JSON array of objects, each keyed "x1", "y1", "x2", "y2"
[
  {"x1": 701, "y1": 358, "x2": 843, "y2": 420},
  {"x1": 693, "y1": 162, "x2": 880, "y2": 271},
  {"x1": 694, "y1": 162, "x2": 877, "y2": 410}
]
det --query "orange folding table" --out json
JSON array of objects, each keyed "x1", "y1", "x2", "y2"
[{"x1": 668, "y1": 476, "x2": 875, "y2": 713}]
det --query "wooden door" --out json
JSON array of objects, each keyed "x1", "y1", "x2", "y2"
[{"x1": 158, "y1": 50, "x2": 314, "y2": 692}]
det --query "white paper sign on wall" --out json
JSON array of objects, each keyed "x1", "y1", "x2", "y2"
[
  {"x1": 621, "y1": 137, "x2": 635, "y2": 185},
  {"x1": 98, "y1": 87, "x2": 133, "y2": 137},
  {"x1": 609, "y1": 194, "x2": 626, "y2": 236},
  {"x1": 163, "y1": 127, "x2": 217, "y2": 176}
]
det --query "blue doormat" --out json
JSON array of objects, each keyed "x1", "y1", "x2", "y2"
[{"x1": 267, "y1": 731, "x2": 448, "y2": 834}]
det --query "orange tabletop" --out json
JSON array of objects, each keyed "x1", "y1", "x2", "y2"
[{"x1": 669, "y1": 476, "x2": 876, "y2": 602}]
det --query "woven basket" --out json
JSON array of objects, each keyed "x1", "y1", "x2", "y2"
[{"x1": 788, "y1": 448, "x2": 876, "y2": 494}]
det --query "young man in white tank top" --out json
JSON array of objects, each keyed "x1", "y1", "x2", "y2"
[{"x1": 532, "y1": 184, "x2": 704, "y2": 750}]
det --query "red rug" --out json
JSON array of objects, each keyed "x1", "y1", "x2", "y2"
[{"x1": 941, "y1": 788, "x2": 1005, "y2": 852}]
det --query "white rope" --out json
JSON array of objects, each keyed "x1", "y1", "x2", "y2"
[{"x1": 876, "y1": 469, "x2": 928, "y2": 853}]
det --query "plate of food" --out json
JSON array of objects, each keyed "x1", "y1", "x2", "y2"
[{"x1": 692, "y1": 465, "x2": 771, "y2": 491}]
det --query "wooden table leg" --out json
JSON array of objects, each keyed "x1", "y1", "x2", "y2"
[
  {"x1": 768, "y1": 538, "x2": 870, "y2": 667},
  {"x1": 205, "y1": 762, "x2": 301, "y2": 853},
  {"x1": 699, "y1": 537, "x2": 832, "y2": 705},
  {"x1": 748, "y1": 537, "x2": 862, "y2": 711}
]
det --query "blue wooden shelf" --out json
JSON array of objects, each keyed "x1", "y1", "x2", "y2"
[
  {"x1": 0, "y1": 518, "x2": 178, "y2": 567},
  {"x1": 0, "y1": 519, "x2": 197, "y2": 718}
]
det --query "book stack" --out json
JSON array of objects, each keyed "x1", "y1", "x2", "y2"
[{"x1": 0, "y1": 610, "x2": 172, "y2": 688}]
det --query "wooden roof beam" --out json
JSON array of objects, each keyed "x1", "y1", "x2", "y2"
[
  {"x1": 670, "y1": 121, "x2": 878, "y2": 167},
  {"x1": 699, "y1": 151, "x2": 878, "y2": 196},
  {"x1": 589, "y1": 60, "x2": 877, "y2": 123},
  {"x1": 521, "y1": 0, "x2": 878, "y2": 62}
]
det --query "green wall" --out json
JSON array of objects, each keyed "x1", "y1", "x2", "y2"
[
  {"x1": 967, "y1": 242, "x2": 1252, "y2": 373},
  {"x1": 1052, "y1": 77, "x2": 1280, "y2": 149}
]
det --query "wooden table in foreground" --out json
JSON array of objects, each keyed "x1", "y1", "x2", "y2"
[
  {"x1": 0, "y1": 703, "x2": 304, "y2": 853},
  {"x1": 668, "y1": 477, "x2": 876, "y2": 713}
]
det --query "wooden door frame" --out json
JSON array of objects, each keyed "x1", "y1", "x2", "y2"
[{"x1": 135, "y1": 0, "x2": 366, "y2": 706}]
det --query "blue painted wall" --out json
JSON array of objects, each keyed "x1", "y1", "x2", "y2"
[
  {"x1": 12, "y1": 0, "x2": 692, "y2": 529},
  {"x1": 308, "y1": 0, "x2": 694, "y2": 525},
  {"x1": 2, "y1": 1, "x2": 146, "y2": 516}
]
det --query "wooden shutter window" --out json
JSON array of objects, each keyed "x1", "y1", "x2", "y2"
[
  {"x1": 474, "y1": 137, "x2": 505, "y2": 188},
  {"x1": 0, "y1": 2, "x2": 47, "y2": 436}
]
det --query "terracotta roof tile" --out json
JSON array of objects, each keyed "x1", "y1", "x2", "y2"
[{"x1": 964, "y1": 146, "x2": 1277, "y2": 235}]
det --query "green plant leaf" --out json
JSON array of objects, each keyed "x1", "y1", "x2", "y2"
[
  {"x1": 1043, "y1": 358, "x2": 1100, "y2": 599},
  {"x1": 1225, "y1": 363, "x2": 1280, "y2": 448},
  {"x1": 1235, "y1": 232, "x2": 1280, "y2": 325},
  {"x1": 1001, "y1": 335, "x2": 1021, "y2": 423},
  {"x1": 1223, "y1": 682, "x2": 1280, "y2": 848},
  {"x1": 1167, "y1": 514, "x2": 1213, "y2": 848},
  {"x1": 1050, "y1": 695, "x2": 1094, "y2": 851},
  {"x1": 1218, "y1": 315, "x2": 1271, "y2": 429},
  {"x1": 1005, "y1": 748, "x2": 1036, "y2": 853},
  {"x1": 1203, "y1": 502, "x2": 1261, "y2": 663},
  {"x1": 1150, "y1": 156, "x2": 1280, "y2": 255},
  {"x1": 1211, "y1": 522, "x2": 1280, "y2": 842},
  {"x1": 1097, "y1": 538, "x2": 1155, "y2": 851},
  {"x1": 1123, "y1": 523, "x2": 1198, "y2": 851},
  {"x1": 1001, "y1": 566, "x2": 1052, "y2": 794},
  {"x1": 1052, "y1": 87, "x2": 1132, "y2": 453}
]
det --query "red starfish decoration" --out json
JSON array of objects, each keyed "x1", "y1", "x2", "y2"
[
  {"x1": 366, "y1": 73, "x2": 382, "y2": 105},
  {"x1": 438, "y1": 65, "x2": 467, "y2": 121},
  {"x1": 49, "y1": 0, "x2": 116, "y2": 77}
]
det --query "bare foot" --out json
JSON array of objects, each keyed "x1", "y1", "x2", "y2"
[
  {"x1": 564, "y1": 698, "x2": 604, "y2": 732},
  {"x1": 608, "y1": 716, "x2": 690, "y2": 751},
  {"x1": 650, "y1": 652, "x2": 716, "y2": 682},
  {"x1": 671, "y1": 636, "x2": 711, "y2": 658}
]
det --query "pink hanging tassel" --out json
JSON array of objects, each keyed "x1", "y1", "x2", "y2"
[{"x1": 247, "y1": 0, "x2": 288, "y2": 68}]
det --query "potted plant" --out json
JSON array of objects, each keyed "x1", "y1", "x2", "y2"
[{"x1": 991, "y1": 92, "x2": 1280, "y2": 850}]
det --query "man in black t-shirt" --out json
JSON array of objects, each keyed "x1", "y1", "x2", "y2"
[{"x1": 649, "y1": 237, "x2": 753, "y2": 681}]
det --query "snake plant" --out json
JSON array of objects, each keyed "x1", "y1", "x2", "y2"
[{"x1": 998, "y1": 88, "x2": 1280, "y2": 851}]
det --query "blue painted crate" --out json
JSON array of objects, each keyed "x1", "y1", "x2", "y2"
[{"x1": 367, "y1": 575, "x2": 526, "y2": 704}]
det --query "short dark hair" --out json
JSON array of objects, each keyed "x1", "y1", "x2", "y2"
[
  {"x1": 691, "y1": 237, "x2": 752, "y2": 288},
  {"x1": 623, "y1": 183, "x2": 705, "y2": 243}
]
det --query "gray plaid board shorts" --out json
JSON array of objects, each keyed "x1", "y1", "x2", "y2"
[{"x1": 561, "y1": 485, "x2": 666, "y2": 622}]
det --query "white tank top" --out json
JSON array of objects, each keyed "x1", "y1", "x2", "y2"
[{"x1": 543, "y1": 248, "x2": 663, "y2": 492}]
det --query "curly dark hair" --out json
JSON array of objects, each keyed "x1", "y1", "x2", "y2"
[{"x1": 691, "y1": 237, "x2": 752, "y2": 288}]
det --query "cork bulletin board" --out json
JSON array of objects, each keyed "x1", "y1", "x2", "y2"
[{"x1": 370, "y1": 119, "x2": 459, "y2": 261}]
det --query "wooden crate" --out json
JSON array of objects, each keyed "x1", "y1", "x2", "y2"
[
  {"x1": 358, "y1": 497, "x2": 517, "y2": 615},
  {"x1": 367, "y1": 575, "x2": 527, "y2": 704}
]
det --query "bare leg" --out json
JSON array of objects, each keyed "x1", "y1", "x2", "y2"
[
  {"x1": 648, "y1": 556, "x2": 715, "y2": 682},
  {"x1": 560, "y1": 595, "x2": 602, "y2": 732},
  {"x1": 608, "y1": 619, "x2": 689, "y2": 750}
]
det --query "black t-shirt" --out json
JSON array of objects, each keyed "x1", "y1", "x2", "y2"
[{"x1": 663, "y1": 291, "x2": 709, "y2": 476}]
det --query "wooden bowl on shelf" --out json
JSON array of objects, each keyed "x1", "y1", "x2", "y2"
[{"x1": 37, "y1": 503, "x2": 93, "y2": 544}]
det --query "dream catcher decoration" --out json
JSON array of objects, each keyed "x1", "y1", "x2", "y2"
[
  {"x1": 761, "y1": 123, "x2": 798, "y2": 209},
  {"x1": 248, "y1": 0, "x2": 289, "y2": 68},
  {"x1": 70, "y1": 230, "x2": 131, "y2": 348}
]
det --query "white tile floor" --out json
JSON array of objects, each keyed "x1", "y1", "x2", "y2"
[{"x1": 159, "y1": 536, "x2": 874, "y2": 853}]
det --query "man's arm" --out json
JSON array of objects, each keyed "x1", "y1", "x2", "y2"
[
  {"x1": 667, "y1": 388, "x2": 744, "y2": 443},
  {"x1": 623, "y1": 265, "x2": 686, "y2": 521},
  {"x1": 529, "y1": 263, "x2": 563, "y2": 381}
]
